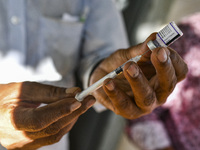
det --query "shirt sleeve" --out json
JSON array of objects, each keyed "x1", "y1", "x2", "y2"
[
  {"x1": 78, "y1": 0, "x2": 129, "y2": 111},
  {"x1": 79, "y1": 0, "x2": 128, "y2": 88}
]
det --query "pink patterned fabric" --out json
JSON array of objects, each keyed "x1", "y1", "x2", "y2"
[{"x1": 126, "y1": 13, "x2": 200, "y2": 150}]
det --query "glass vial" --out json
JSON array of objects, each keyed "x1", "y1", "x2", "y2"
[{"x1": 147, "y1": 21, "x2": 183, "y2": 50}]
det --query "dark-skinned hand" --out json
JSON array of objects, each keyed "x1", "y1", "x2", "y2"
[
  {"x1": 0, "y1": 82, "x2": 95, "y2": 150},
  {"x1": 90, "y1": 33, "x2": 188, "y2": 119}
]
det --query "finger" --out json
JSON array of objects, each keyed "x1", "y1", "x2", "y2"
[
  {"x1": 37, "y1": 121, "x2": 76, "y2": 146},
  {"x1": 123, "y1": 62, "x2": 157, "y2": 112},
  {"x1": 151, "y1": 47, "x2": 177, "y2": 102},
  {"x1": 168, "y1": 47, "x2": 188, "y2": 82},
  {"x1": 122, "y1": 33, "x2": 157, "y2": 61},
  {"x1": 25, "y1": 96, "x2": 95, "y2": 138},
  {"x1": 98, "y1": 33, "x2": 157, "y2": 73},
  {"x1": 21, "y1": 120, "x2": 77, "y2": 150},
  {"x1": 48, "y1": 95, "x2": 95, "y2": 129},
  {"x1": 25, "y1": 117, "x2": 78, "y2": 139},
  {"x1": 103, "y1": 79, "x2": 140, "y2": 119},
  {"x1": 92, "y1": 87, "x2": 114, "y2": 110},
  {"x1": 20, "y1": 82, "x2": 81, "y2": 103},
  {"x1": 103, "y1": 78, "x2": 145, "y2": 119},
  {"x1": 13, "y1": 98, "x2": 81, "y2": 131}
]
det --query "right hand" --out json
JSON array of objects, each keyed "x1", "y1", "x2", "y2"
[
  {"x1": 90, "y1": 33, "x2": 188, "y2": 119},
  {"x1": 0, "y1": 82, "x2": 95, "y2": 150}
]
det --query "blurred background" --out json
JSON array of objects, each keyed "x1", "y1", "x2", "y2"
[
  {"x1": 0, "y1": 1, "x2": 199, "y2": 150},
  {"x1": 69, "y1": 0, "x2": 200, "y2": 150}
]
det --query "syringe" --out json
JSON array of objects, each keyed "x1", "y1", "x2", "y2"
[
  {"x1": 75, "y1": 54, "x2": 145, "y2": 101},
  {"x1": 75, "y1": 21, "x2": 183, "y2": 102}
]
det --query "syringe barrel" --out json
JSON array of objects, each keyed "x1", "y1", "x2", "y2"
[
  {"x1": 75, "y1": 55, "x2": 142, "y2": 101},
  {"x1": 75, "y1": 70, "x2": 117, "y2": 101}
]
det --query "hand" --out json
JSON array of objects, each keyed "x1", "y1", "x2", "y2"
[
  {"x1": 90, "y1": 33, "x2": 188, "y2": 119},
  {"x1": 0, "y1": 82, "x2": 95, "y2": 150}
]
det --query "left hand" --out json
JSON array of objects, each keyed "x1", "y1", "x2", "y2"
[
  {"x1": 0, "y1": 82, "x2": 95, "y2": 150},
  {"x1": 90, "y1": 33, "x2": 188, "y2": 119}
]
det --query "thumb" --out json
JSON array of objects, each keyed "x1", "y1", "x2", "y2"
[
  {"x1": 125, "y1": 33, "x2": 157, "y2": 61},
  {"x1": 19, "y1": 82, "x2": 81, "y2": 103}
]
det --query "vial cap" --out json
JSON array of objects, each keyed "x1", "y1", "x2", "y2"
[{"x1": 147, "y1": 41, "x2": 157, "y2": 51}]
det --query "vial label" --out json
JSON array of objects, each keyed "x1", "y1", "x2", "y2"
[{"x1": 158, "y1": 22, "x2": 181, "y2": 46}]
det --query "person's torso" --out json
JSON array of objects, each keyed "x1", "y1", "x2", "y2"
[{"x1": 0, "y1": 0, "x2": 88, "y2": 86}]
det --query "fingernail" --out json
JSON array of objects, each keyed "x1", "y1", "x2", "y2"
[
  {"x1": 70, "y1": 101, "x2": 81, "y2": 111},
  {"x1": 86, "y1": 99, "x2": 96, "y2": 107},
  {"x1": 126, "y1": 63, "x2": 139, "y2": 78},
  {"x1": 157, "y1": 48, "x2": 168, "y2": 63},
  {"x1": 105, "y1": 80, "x2": 115, "y2": 91}
]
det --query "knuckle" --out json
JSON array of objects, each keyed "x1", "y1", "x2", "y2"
[
  {"x1": 49, "y1": 87, "x2": 59, "y2": 97},
  {"x1": 143, "y1": 92, "x2": 156, "y2": 107},
  {"x1": 119, "y1": 49, "x2": 131, "y2": 61},
  {"x1": 115, "y1": 96, "x2": 129, "y2": 108},
  {"x1": 49, "y1": 86, "x2": 65, "y2": 98},
  {"x1": 133, "y1": 94, "x2": 156, "y2": 115},
  {"x1": 113, "y1": 99, "x2": 132, "y2": 117},
  {"x1": 113, "y1": 49, "x2": 130, "y2": 62}
]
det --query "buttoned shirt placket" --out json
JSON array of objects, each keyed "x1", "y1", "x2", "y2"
[{"x1": 8, "y1": 0, "x2": 26, "y2": 64}]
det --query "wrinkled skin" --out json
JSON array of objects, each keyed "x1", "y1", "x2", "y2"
[
  {"x1": 0, "y1": 82, "x2": 95, "y2": 150},
  {"x1": 90, "y1": 33, "x2": 188, "y2": 119}
]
